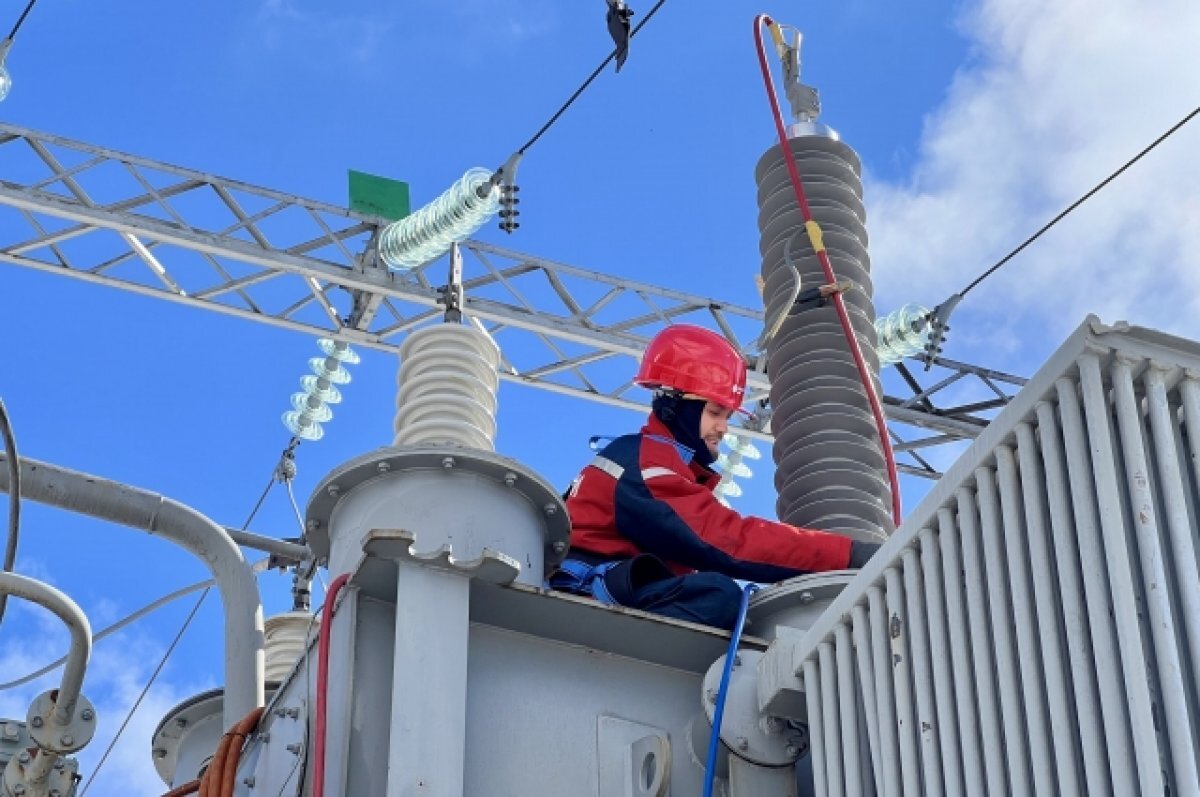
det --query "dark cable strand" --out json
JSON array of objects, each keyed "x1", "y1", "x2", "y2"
[
  {"x1": 6, "y1": 0, "x2": 39, "y2": 41},
  {"x1": 78, "y1": 588, "x2": 210, "y2": 796},
  {"x1": 960, "y1": 105, "x2": 1200, "y2": 298},
  {"x1": 515, "y1": 0, "x2": 669, "y2": 157}
]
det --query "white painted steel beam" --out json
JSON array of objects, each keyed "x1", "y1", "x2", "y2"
[{"x1": 0, "y1": 123, "x2": 1026, "y2": 475}]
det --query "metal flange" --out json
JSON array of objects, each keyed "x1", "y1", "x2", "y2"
[
  {"x1": 701, "y1": 650, "x2": 806, "y2": 767},
  {"x1": 2, "y1": 750, "x2": 78, "y2": 797},
  {"x1": 25, "y1": 691, "x2": 95, "y2": 755},
  {"x1": 305, "y1": 445, "x2": 570, "y2": 584},
  {"x1": 746, "y1": 571, "x2": 856, "y2": 640}
]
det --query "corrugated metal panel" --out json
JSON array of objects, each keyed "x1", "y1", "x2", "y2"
[{"x1": 791, "y1": 317, "x2": 1200, "y2": 796}]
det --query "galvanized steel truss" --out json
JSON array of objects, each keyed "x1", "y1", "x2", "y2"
[{"x1": 0, "y1": 123, "x2": 1025, "y2": 478}]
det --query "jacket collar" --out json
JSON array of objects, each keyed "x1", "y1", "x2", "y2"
[{"x1": 641, "y1": 414, "x2": 719, "y2": 488}]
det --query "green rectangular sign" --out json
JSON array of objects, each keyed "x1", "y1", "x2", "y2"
[{"x1": 348, "y1": 170, "x2": 411, "y2": 221}]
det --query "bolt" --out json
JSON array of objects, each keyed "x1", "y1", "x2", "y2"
[
  {"x1": 503, "y1": 472, "x2": 518, "y2": 487},
  {"x1": 442, "y1": 457, "x2": 456, "y2": 469},
  {"x1": 736, "y1": 736, "x2": 749, "y2": 751},
  {"x1": 153, "y1": 748, "x2": 168, "y2": 759},
  {"x1": 327, "y1": 484, "x2": 341, "y2": 498},
  {"x1": 13, "y1": 784, "x2": 26, "y2": 795},
  {"x1": 786, "y1": 745, "x2": 800, "y2": 758},
  {"x1": 286, "y1": 743, "x2": 303, "y2": 754},
  {"x1": 552, "y1": 541, "x2": 567, "y2": 554},
  {"x1": 30, "y1": 716, "x2": 43, "y2": 728},
  {"x1": 733, "y1": 654, "x2": 741, "y2": 667},
  {"x1": 52, "y1": 760, "x2": 64, "y2": 771},
  {"x1": 705, "y1": 688, "x2": 717, "y2": 704},
  {"x1": 18, "y1": 752, "x2": 30, "y2": 764},
  {"x1": 764, "y1": 717, "x2": 784, "y2": 733},
  {"x1": 287, "y1": 707, "x2": 301, "y2": 719},
  {"x1": 274, "y1": 707, "x2": 287, "y2": 718},
  {"x1": 543, "y1": 503, "x2": 558, "y2": 516},
  {"x1": 306, "y1": 519, "x2": 321, "y2": 531},
  {"x1": 260, "y1": 732, "x2": 271, "y2": 743},
  {"x1": 60, "y1": 734, "x2": 74, "y2": 747},
  {"x1": 244, "y1": 776, "x2": 256, "y2": 787},
  {"x1": 175, "y1": 717, "x2": 188, "y2": 728},
  {"x1": 81, "y1": 708, "x2": 94, "y2": 722},
  {"x1": 799, "y1": 591, "x2": 815, "y2": 604},
  {"x1": 377, "y1": 461, "x2": 392, "y2": 473}
]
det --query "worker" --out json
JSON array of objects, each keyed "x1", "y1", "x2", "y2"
[{"x1": 552, "y1": 323, "x2": 882, "y2": 630}]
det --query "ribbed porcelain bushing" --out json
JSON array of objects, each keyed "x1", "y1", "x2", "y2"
[
  {"x1": 756, "y1": 122, "x2": 893, "y2": 542},
  {"x1": 305, "y1": 446, "x2": 570, "y2": 587}
]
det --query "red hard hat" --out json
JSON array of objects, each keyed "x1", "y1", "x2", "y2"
[{"x1": 635, "y1": 325, "x2": 748, "y2": 411}]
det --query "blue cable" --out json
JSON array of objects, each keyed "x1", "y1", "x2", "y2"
[{"x1": 702, "y1": 582, "x2": 761, "y2": 797}]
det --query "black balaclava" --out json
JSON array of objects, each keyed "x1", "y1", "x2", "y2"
[{"x1": 651, "y1": 393, "x2": 716, "y2": 469}]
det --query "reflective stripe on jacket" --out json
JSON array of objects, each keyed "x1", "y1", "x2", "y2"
[{"x1": 564, "y1": 414, "x2": 853, "y2": 583}]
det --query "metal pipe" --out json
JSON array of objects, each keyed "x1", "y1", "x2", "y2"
[
  {"x1": 850, "y1": 605, "x2": 883, "y2": 791},
  {"x1": 222, "y1": 527, "x2": 311, "y2": 563},
  {"x1": 803, "y1": 659, "x2": 828, "y2": 797},
  {"x1": 921, "y1": 522, "x2": 967, "y2": 796},
  {"x1": 1144, "y1": 368, "x2": 1200, "y2": 699},
  {"x1": 834, "y1": 626, "x2": 861, "y2": 797},
  {"x1": 0, "y1": 454, "x2": 264, "y2": 728},
  {"x1": 955, "y1": 487, "x2": 1006, "y2": 795},
  {"x1": 867, "y1": 586, "x2": 901, "y2": 797},
  {"x1": 994, "y1": 445, "x2": 1053, "y2": 793},
  {"x1": 1110, "y1": 356, "x2": 1199, "y2": 789},
  {"x1": 0, "y1": 572, "x2": 90, "y2": 724},
  {"x1": 1054, "y1": 375, "x2": 1133, "y2": 796},
  {"x1": 818, "y1": 641, "x2": 845, "y2": 797},
  {"x1": 1015, "y1": 421, "x2": 1083, "y2": 795},
  {"x1": 975, "y1": 466, "x2": 1030, "y2": 794},
  {"x1": 900, "y1": 548, "x2": 942, "y2": 797},
  {"x1": 883, "y1": 567, "x2": 920, "y2": 796},
  {"x1": 1077, "y1": 352, "x2": 1165, "y2": 794}
]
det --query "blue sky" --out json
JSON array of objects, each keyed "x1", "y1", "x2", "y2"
[{"x1": 1, "y1": 0, "x2": 1198, "y2": 792}]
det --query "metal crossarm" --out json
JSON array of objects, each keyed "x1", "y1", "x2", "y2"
[{"x1": 0, "y1": 123, "x2": 1025, "y2": 477}]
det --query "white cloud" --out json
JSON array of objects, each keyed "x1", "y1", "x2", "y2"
[
  {"x1": 866, "y1": 0, "x2": 1200, "y2": 369},
  {"x1": 0, "y1": 609, "x2": 214, "y2": 796},
  {"x1": 253, "y1": 0, "x2": 397, "y2": 65}
]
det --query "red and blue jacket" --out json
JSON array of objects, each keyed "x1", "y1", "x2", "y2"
[{"x1": 564, "y1": 414, "x2": 854, "y2": 583}]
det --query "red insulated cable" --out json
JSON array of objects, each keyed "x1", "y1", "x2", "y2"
[
  {"x1": 313, "y1": 572, "x2": 351, "y2": 797},
  {"x1": 753, "y1": 14, "x2": 903, "y2": 527}
]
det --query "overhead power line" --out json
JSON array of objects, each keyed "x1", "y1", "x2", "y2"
[
  {"x1": 959, "y1": 104, "x2": 1200, "y2": 298},
  {"x1": 512, "y1": 0, "x2": 669, "y2": 159},
  {"x1": 6, "y1": 0, "x2": 41, "y2": 41}
]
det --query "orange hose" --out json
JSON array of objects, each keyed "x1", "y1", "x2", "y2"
[
  {"x1": 161, "y1": 779, "x2": 200, "y2": 797},
  {"x1": 198, "y1": 707, "x2": 265, "y2": 797}
]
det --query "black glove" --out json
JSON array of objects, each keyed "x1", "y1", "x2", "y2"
[{"x1": 848, "y1": 541, "x2": 882, "y2": 569}]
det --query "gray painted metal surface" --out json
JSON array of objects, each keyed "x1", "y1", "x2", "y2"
[
  {"x1": 756, "y1": 129, "x2": 892, "y2": 540},
  {"x1": 760, "y1": 316, "x2": 1200, "y2": 795}
]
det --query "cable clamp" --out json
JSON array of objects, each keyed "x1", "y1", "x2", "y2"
[{"x1": 921, "y1": 292, "x2": 962, "y2": 370}]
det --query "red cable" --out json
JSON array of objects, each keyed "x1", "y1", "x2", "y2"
[
  {"x1": 753, "y1": 14, "x2": 902, "y2": 527},
  {"x1": 313, "y1": 573, "x2": 351, "y2": 797}
]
